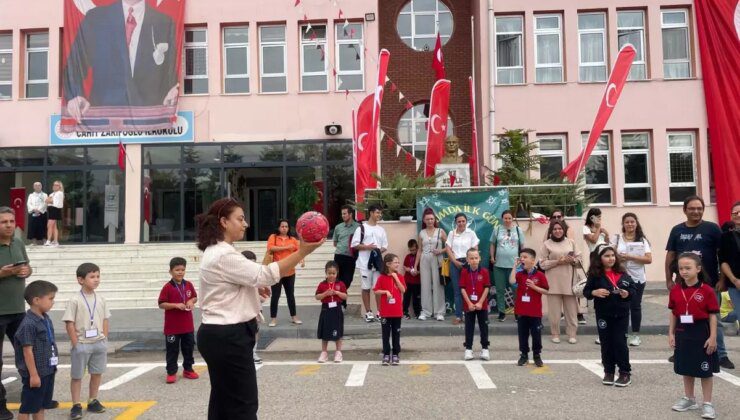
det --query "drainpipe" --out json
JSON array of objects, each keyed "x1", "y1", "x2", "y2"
[{"x1": 487, "y1": 0, "x2": 497, "y2": 172}]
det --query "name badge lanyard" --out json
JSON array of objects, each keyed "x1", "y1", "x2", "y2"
[
  {"x1": 175, "y1": 281, "x2": 188, "y2": 303},
  {"x1": 81, "y1": 291, "x2": 97, "y2": 329},
  {"x1": 469, "y1": 268, "x2": 479, "y2": 301},
  {"x1": 681, "y1": 287, "x2": 700, "y2": 316},
  {"x1": 44, "y1": 317, "x2": 56, "y2": 357}
]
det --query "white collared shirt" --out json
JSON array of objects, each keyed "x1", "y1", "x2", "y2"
[
  {"x1": 447, "y1": 228, "x2": 480, "y2": 259},
  {"x1": 49, "y1": 191, "x2": 64, "y2": 209},
  {"x1": 26, "y1": 192, "x2": 48, "y2": 214},
  {"x1": 122, "y1": 0, "x2": 146, "y2": 76}
]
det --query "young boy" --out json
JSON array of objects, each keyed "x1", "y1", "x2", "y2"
[
  {"x1": 509, "y1": 248, "x2": 549, "y2": 367},
  {"x1": 13, "y1": 280, "x2": 58, "y2": 420},
  {"x1": 403, "y1": 239, "x2": 422, "y2": 320},
  {"x1": 241, "y1": 250, "x2": 264, "y2": 364},
  {"x1": 62, "y1": 263, "x2": 110, "y2": 420},
  {"x1": 158, "y1": 257, "x2": 199, "y2": 383},
  {"x1": 459, "y1": 249, "x2": 491, "y2": 361}
]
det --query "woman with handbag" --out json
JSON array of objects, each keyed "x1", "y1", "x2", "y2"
[
  {"x1": 266, "y1": 219, "x2": 304, "y2": 327},
  {"x1": 445, "y1": 213, "x2": 480, "y2": 325},
  {"x1": 489, "y1": 210, "x2": 525, "y2": 322},
  {"x1": 414, "y1": 209, "x2": 448, "y2": 321},
  {"x1": 540, "y1": 220, "x2": 582, "y2": 344}
]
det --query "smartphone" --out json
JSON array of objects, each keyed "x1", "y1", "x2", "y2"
[
  {"x1": 12, "y1": 260, "x2": 28, "y2": 267},
  {"x1": 610, "y1": 288, "x2": 622, "y2": 294}
]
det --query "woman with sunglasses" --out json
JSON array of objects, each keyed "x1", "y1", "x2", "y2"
[{"x1": 542, "y1": 209, "x2": 575, "y2": 241}]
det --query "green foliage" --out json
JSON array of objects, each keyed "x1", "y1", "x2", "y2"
[
  {"x1": 358, "y1": 172, "x2": 436, "y2": 220},
  {"x1": 288, "y1": 179, "x2": 319, "y2": 216},
  {"x1": 491, "y1": 128, "x2": 541, "y2": 185}
]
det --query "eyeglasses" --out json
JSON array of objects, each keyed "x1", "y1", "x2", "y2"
[{"x1": 552, "y1": 215, "x2": 563, "y2": 219}]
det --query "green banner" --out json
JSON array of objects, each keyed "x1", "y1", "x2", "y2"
[{"x1": 416, "y1": 189, "x2": 510, "y2": 267}]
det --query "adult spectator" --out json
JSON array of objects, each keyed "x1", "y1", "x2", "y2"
[
  {"x1": 489, "y1": 210, "x2": 525, "y2": 322},
  {"x1": 543, "y1": 209, "x2": 575, "y2": 241},
  {"x1": 414, "y1": 208, "x2": 447, "y2": 321},
  {"x1": 445, "y1": 213, "x2": 480, "y2": 325},
  {"x1": 582, "y1": 207, "x2": 609, "y2": 255},
  {"x1": 350, "y1": 204, "x2": 388, "y2": 323},
  {"x1": 45, "y1": 180, "x2": 64, "y2": 247},
  {"x1": 0, "y1": 206, "x2": 33, "y2": 418},
  {"x1": 196, "y1": 198, "x2": 322, "y2": 419},
  {"x1": 540, "y1": 220, "x2": 580, "y2": 344},
  {"x1": 665, "y1": 195, "x2": 733, "y2": 369},
  {"x1": 719, "y1": 201, "x2": 740, "y2": 337},
  {"x1": 332, "y1": 205, "x2": 360, "y2": 308},
  {"x1": 266, "y1": 219, "x2": 303, "y2": 327},
  {"x1": 612, "y1": 213, "x2": 652, "y2": 347},
  {"x1": 26, "y1": 182, "x2": 48, "y2": 246}
]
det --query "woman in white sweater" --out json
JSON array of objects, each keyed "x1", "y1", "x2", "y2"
[{"x1": 45, "y1": 180, "x2": 64, "y2": 246}]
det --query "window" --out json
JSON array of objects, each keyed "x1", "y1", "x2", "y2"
[
  {"x1": 335, "y1": 22, "x2": 363, "y2": 91},
  {"x1": 582, "y1": 133, "x2": 611, "y2": 203},
  {"x1": 0, "y1": 33, "x2": 11, "y2": 99},
  {"x1": 662, "y1": 9, "x2": 691, "y2": 79},
  {"x1": 25, "y1": 32, "x2": 48, "y2": 98},
  {"x1": 300, "y1": 24, "x2": 328, "y2": 92},
  {"x1": 223, "y1": 26, "x2": 249, "y2": 94},
  {"x1": 537, "y1": 135, "x2": 566, "y2": 180},
  {"x1": 495, "y1": 16, "x2": 524, "y2": 85},
  {"x1": 184, "y1": 28, "x2": 208, "y2": 94},
  {"x1": 578, "y1": 12, "x2": 607, "y2": 82},
  {"x1": 397, "y1": 0, "x2": 453, "y2": 51},
  {"x1": 397, "y1": 103, "x2": 453, "y2": 160},
  {"x1": 667, "y1": 132, "x2": 696, "y2": 203},
  {"x1": 534, "y1": 14, "x2": 563, "y2": 83},
  {"x1": 259, "y1": 25, "x2": 287, "y2": 93},
  {"x1": 621, "y1": 132, "x2": 651, "y2": 203},
  {"x1": 618, "y1": 10, "x2": 647, "y2": 80}
]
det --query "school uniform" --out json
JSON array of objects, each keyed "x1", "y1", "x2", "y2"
[
  {"x1": 514, "y1": 269, "x2": 549, "y2": 357},
  {"x1": 668, "y1": 282, "x2": 720, "y2": 378},
  {"x1": 315, "y1": 281, "x2": 346, "y2": 341},
  {"x1": 158, "y1": 279, "x2": 198, "y2": 375},
  {"x1": 459, "y1": 266, "x2": 491, "y2": 350},
  {"x1": 374, "y1": 274, "x2": 406, "y2": 356},
  {"x1": 403, "y1": 254, "x2": 422, "y2": 317}
]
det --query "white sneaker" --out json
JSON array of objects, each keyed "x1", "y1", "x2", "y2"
[
  {"x1": 480, "y1": 349, "x2": 490, "y2": 361},
  {"x1": 364, "y1": 312, "x2": 375, "y2": 322},
  {"x1": 629, "y1": 335, "x2": 642, "y2": 346},
  {"x1": 44, "y1": 240, "x2": 51, "y2": 247},
  {"x1": 701, "y1": 403, "x2": 716, "y2": 419},
  {"x1": 418, "y1": 314, "x2": 428, "y2": 321},
  {"x1": 464, "y1": 349, "x2": 474, "y2": 360},
  {"x1": 436, "y1": 315, "x2": 445, "y2": 321},
  {"x1": 253, "y1": 351, "x2": 262, "y2": 364},
  {"x1": 51, "y1": 241, "x2": 59, "y2": 247}
]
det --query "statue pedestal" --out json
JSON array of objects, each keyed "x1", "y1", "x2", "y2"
[{"x1": 435, "y1": 163, "x2": 470, "y2": 188}]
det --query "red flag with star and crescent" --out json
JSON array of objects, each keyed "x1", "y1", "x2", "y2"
[
  {"x1": 353, "y1": 94, "x2": 376, "y2": 214},
  {"x1": 10, "y1": 188, "x2": 26, "y2": 231},
  {"x1": 424, "y1": 79, "x2": 452, "y2": 177},
  {"x1": 432, "y1": 33, "x2": 445, "y2": 80}
]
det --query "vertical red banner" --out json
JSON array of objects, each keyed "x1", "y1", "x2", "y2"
[{"x1": 10, "y1": 188, "x2": 26, "y2": 231}]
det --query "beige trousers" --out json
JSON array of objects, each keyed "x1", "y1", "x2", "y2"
[
  {"x1": 419, "y1": 253, "x2": 446, "y2": 317},
  {"x1": 547, "y1": 294, "x2": 579, "y2": 339}
]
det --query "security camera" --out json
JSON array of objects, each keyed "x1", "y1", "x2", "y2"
[{"x1": 325, "y1": 124, "x2": 342, "y2": 136}]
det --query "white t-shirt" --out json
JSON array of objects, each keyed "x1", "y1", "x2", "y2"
[
  {"x1": 350, "y1": 223, "x2": 388, "y2": 271},
  {"x1": 613, "y1": 234, "x2": 651, "y2": 283},
  {"x1": 582, "y1": 225, "x2": 606, "y2": 253},
  {"x1": 447, "y1": 228, "x2": 480, "y2": 259}
]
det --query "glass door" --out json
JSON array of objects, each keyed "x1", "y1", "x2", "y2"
[
  {"x1": 46, "y1": 171, "x2": 84, "y2": 243},
  {"x1": 226, "y1": 167, "x2": 281, "y2": 240}
]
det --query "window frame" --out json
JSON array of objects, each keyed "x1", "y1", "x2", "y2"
[
  {"x1": 259, "y1": 25, "x2": 288, "y2": 94},
  {"x1": 0, "y1": 33, "x2": 11, "y2": 100},
  {"x1": 25, "y1": 32, "x2": 49, "y2": 99},
  {"x1": 536, "y1": 134, "x2": 566, "y2": 180},
  {"x1": 581, "y1": 132, "x2": 612, "y2": 204},
  {"x1": 495, "y1": 15, "x2": 525, "y2": 85},
  {"x1": 183, "y1": 27, "x2": 209, "y2": 95},
  {"x1": 222, "y1": 25, "x2": 250, "y2": 95},
  {"x1": 577, "y1": 12, "x2": 608, "y2": 83},
  {"x1": 299, "y1": 24, "x2": 328, "y2": 93},
  {"x1": 334, "y1": 22, "x2": 364, "y2": 92},
  {"x1": 397, "y1": 0, "x2": 453, "y2": 51},
  {"x1": 617, "y1": 10, "x2": 647, "y2": 81},
  {"x1": 397, "y1": 103, "x2": 454, "y2": 160},
  {"x1": 661, "y1": 8, "x2": 692, "y2": 79},
  {"x1": 667, "y1": 131, "x2": 697, "y2": 204},
  {"x1": 621, "y1": 131, "x2": 652, "y2": 204},
  {"x1": 533, "y1": 14, "x2": 564, "y2": 83}
]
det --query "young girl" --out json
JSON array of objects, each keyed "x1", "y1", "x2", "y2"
[
  {"x1": 373, "y1": 253, "x2": 406, "y2": 366},
  {"x1": 669, "y1": 252, "x2": 719, "y2": 419},
  {"x1": 583, "y1": 244, "x2": 636, "y2": 387},
  {"x1": 315, "y1": 261, "x2": 347, "y2": 363}
]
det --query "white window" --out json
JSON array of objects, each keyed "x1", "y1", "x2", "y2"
[
  {"x1": 223, "y1": 26, "x2": 249, "y2": 94},
  {"x1": 667, "y1": 132, "x2": 697, "y2": 203},
  {"x1": 537, "y1": 135, "x2": 566, "y2": 180},
  {"x1": 621, "y1": 132, "x2": 652, "y2": 203},
  {"x1": 397, "y1": 103, "x2": 453, "y2": 160},
  {"x1": 300, "y1": 24, "x2": 328, "y2": 92},
  {"x1": 581, "y1": 133, "x2": 611, "y2": 204},
  {"x1": 0, "y1": 33, "x2": 11, "y2": 99},
  {"x1": 397, "y1": 0, "x2": 453, "y2": 51},
  {"x1": 259, "y1": 25, "x2": 287, "y2": 93},
  {"x1": 578, "y1": 12, "x2": 607, "y2": 82},
  {"x1": 534, "y1": 14, "x2": 563, "y2": 83},
  {"x1": 335, "y1": 22, "x2": 363, "y2": 91},
  {"x1": 661, "y1": 9, "x2": 691, "y2": 79},
  {"x1": 25, "y1": 32, "x2": 48, "y2": 98},
  {"x1": 184, "y1": 28, "x2": 208, "y2": 94},
  {"x1": 617, "y1": 10, "x2": 647, "y2": 80},
  {"x1": 495, "y1": 16, "x2": 524, "y2": 85}
]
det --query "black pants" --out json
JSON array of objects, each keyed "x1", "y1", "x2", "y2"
[
  {"x1": 629, "y1": 282, "x2": 646, "y2": 333},
  {"x1": 517, "y1": 315, "x2": 543, "y2": 356},
  {"x1": 464, "y1": 310, "x2": 490, "y2": 350},
  {"x1": 0, "y1": 313, "x2": 24, "y2": 404},
  {"x1": 270, "y1": 274, "x2": 296, "y2": 318},
  {"x1": 403, "y1": 284, "x2": 422, "y2": 317},
  {"x1": 381, "y1": 317, "x2": 402, "y2": 356},
  {"x1": 596, "y1": 314, "x2": 631, "y2": 374},
  {"x1": 165, "y1": 332, "x2": 195, "y2": 375},
  {"x1": 197, "y1": 320, "x2": 259, "y2": 420},
  {"x1": 334, "y1": 254, "x2": 356, "y2": 308}
]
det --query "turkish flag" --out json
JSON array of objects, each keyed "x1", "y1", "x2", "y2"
[
  {"x1": 695, "y1": 0, "x2": 740, "y2": 223},
  {"x1": 432, "y1": 33, "x2": 446, "y2": 80},
  {"x1": 561, "y1": 44, "x2": 635, "y2": 183},
  {"x1": 118, "y1": 141, "x2": 126, "y2": 171},
  {"x1": 468, "y1": 76, "x2": 479, "y2": 185},
  {"x1": 10, "y1": 188, "x2": 26, "y2": 231},
  {"x1": 371, "y1": 49, "x2": 390, "y2": 150},
  {"x1": 353, "y1": 94, "x2": 377, "y2": 214},
  {"x1": 424, "y1": 79, "x2": 452, "y2": 177}
]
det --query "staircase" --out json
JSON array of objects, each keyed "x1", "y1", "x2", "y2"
[{"x1": 27, "y1": 242, "x2": 359, "y2": 310}]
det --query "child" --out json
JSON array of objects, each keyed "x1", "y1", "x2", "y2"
[
  {"x1": 315, "y1": 261, "x2": 348, "y2": 363},
  {"x1": 241, "y1": 250, "x2": 264, "y2": 364},
  {"x1": 668, "y1": 252, "x2": 720, "y2": 419},
  {"x1": 158, "y1": 257, "x2": 199, "y2": 384},
  {"x1": 62, "y1": 263, "x2": 111, "y2": 419},
  {"x1": 509, "y1": 248, "x2": 549, "y2": 367},
  {"x1": 13, "y1": 280, "x2": 58, "y2": 420},
  {"x1": 373, "y1": 253, "x2": 406, "y2": 366},
  {"x1": 459, "y1": 248, "x2": 491, "y2": 361},
  {"x1": 403, "y1": 239, "x2": 422, "y2": 320},
  {"x1": 583, "y1": 244, "x2": 636, "y2": 387}
]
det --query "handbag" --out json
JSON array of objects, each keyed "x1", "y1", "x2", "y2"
[
  {"x1": 436, "y1": 229, "x2": 451, "y2": 286},
  {"x1": 570, "y1": 241, "x2": 587, "y2": 297},
  {"x1": 262, "y1": 235, "x2": 274, "y2": 265}
]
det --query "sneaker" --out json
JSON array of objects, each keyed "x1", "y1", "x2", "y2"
[
  {"x1": 183, "y1": 370, "x2": 199, "y2": 379},
  {"x1": 70, "y1": 403, "x2": 83, "y2": 420},
  {"x1": 578, "y1": 314, "x2": 586, "y2": 325},
  {"x1": 671, "y1": 397, "x2": 699, "y2": 412},
  {"x1": 44, "y1": 400, "x2": 60, "y2": 409},
  {"x1": 464, "y1": 349, "x2": 474, "y2": 360},
  {"x1": 403, "y1": 314, "x2": 411, "y2": 320},
  {"x1": 382, "y1": 355, "x2": 390, "y2": 366},
  {"x1": 615, "y1": 372, "x2": 631, "y2": 387},
  {"x1": 318, "y1": 351, "x2": 329, "y2": 363},
  {"x1": 602, "y1": 373, "x2": 615, "y2": 385},
  {"x1": 44, "y1": 240, "x2": 51, "y2": 247},
  {"x1": 253, "y1": 351, "x2": 262, "y2": 364},
  {"x1": 452, "y1": 318, "x2": 462, "y2": 325},
  {"x1": 701, "y1": 403, "x2": 716, "y2": 419},
  {"x1": 480, "y1": 349, "x2": 490, "y2": 361},
  {"x1": 375, "y1": 312, "x2": 381, "y2": 321},
  {"x1": 595, "y1": 337, "x2": 601, "y2": 345},
  {"x1": 629, "y1": 335, "x2": 642, "y2": 347},
  {"x1": 166, "y1": 374, "x2": 177, "y2": 384},
  {"x1": 568, "y1": 337, "x2": 577, "y2": 344},
  {"x1": 51, "y1": 241, "x2": 59, "y2": 247},
  {"x1": 551, "y1": 337, "x2": 561, "y2": 344},
  {"x1": 86, "y1": 399, "x2": 106, "y2": 413},
  {"x1": 436, "y1": 315, "x2": 445, "y2": 321},
  {"x1": 719, "y1": 356, "x2": 735, "y2": 369},
  {"x1": 498, "y1": 312, "x2": 506, "y2": 322},
  {"x1": 533, "y1": 354, "x2": 544, "y2": 367},
  {"x1": 517, "y1": 354, "x2": 528, "y2": 366},
  {"x1": 364, "y1": 312, "x2": 375, "y2": 323},
  {"x1": 391, "y1": 355, "x2": 400, "y2": 366},
  {"x1": 418, "y1": 314, "x2": 428, "y2": 321},
  {"x1": 0, "y1": 403, "x2": 12, "y2": 420},
  {"x1": 334, "y1": 351, "x2": 343, "y2": 363},
  {"x1": 669, "y1": 355, "x2": 675, "y2": 363}
]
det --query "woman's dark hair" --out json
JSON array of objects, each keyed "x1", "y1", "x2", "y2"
[
  {"x1": 422, "y1": 207, "x2": 439, "y2": 228},
  {"x1": 587, "y1": 244, "x2": 624, "y2": 278},
  {"x1": 547, "y1": 220, "x2": 568, "y2": 242},
  {"x1": 584, "y1": 207, "x2": 602, "y2": 228},
  {"x1": 325, "y1": 260, "x2": 339, "y2": 273},
  {"x1": 274, "y1": 218, "x2": 295, "y2": 238},
  {"x1": 454, "y1": 212, "x2": 467, "y2": 222},
  {"x1": 676, "y1": 252, "x2": 706, "y2": 287},
  {"x1": 382, "y1": 253, "x2": 398, "y2": 275},
  {"x1": 621, "y1": 212, "x2": 648, "y2": 244},
  {"x1": 196, "y1": 198, "x2": 242, "y2": 251},
  {"x1": 501, "y1": 210, "x2": 512, "y2": 218}
]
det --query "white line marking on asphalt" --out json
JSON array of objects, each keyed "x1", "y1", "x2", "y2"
[
  {"x1": 578, "y1": 362, "x2": 604, "y2": 378},
  {"x1": 255, "y1": 364, "x2": 263, "y2": 371},
  {"x1": 345, "y1": 363, "x2": 369, "y2": 387},
  {"x1": 465, "y1": 362, "x2": 496, "y2": 389},
  {"x1": 100, "y1": 365, "x2": 157, "y2": 390},
  {"x1": 716, "y1": 370, "x2": 740, "y2": 387},
  {"x1": 1, "y1": 377, "x2": 16, "y2": 385}
]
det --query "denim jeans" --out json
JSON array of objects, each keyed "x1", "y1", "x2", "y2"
[{"x1": 449, "y1": 259, "x2": 465, "y2": 319}]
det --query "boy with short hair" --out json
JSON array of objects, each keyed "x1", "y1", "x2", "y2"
[
  {"x1": 459, "y1": 249, "x2": 491, "y2": 361},
  {"x1": 509, "y1": 248, "x2": 549, "y2": 367},
  {"x1": 13, "y1": 280, "x2": 59, "y2": 420},
  {"x1": 63, "y1": 263, "x2": 110, "y2": 419},
  {"x1": 403, "y1": 239, "x2": 422, "y2": 320},
  {"x1": 158, "y1": 257, "x2": 199, "y2": 384},
  {"x1": 241, "y1": 250, "x2": 264, "y2": 364}
]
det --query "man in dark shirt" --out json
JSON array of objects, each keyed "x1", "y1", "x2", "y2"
[{"x1": 719, "y1": 201, "x2": 740, "y2": 334}]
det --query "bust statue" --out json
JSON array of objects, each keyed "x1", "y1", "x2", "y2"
[{"x1": 440, "y1": 135, "x2": 463, "y2": 164}]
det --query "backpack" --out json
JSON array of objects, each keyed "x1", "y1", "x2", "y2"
[{"x1": 348, "y1": 223, "x2": 365, "y2": 261}]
